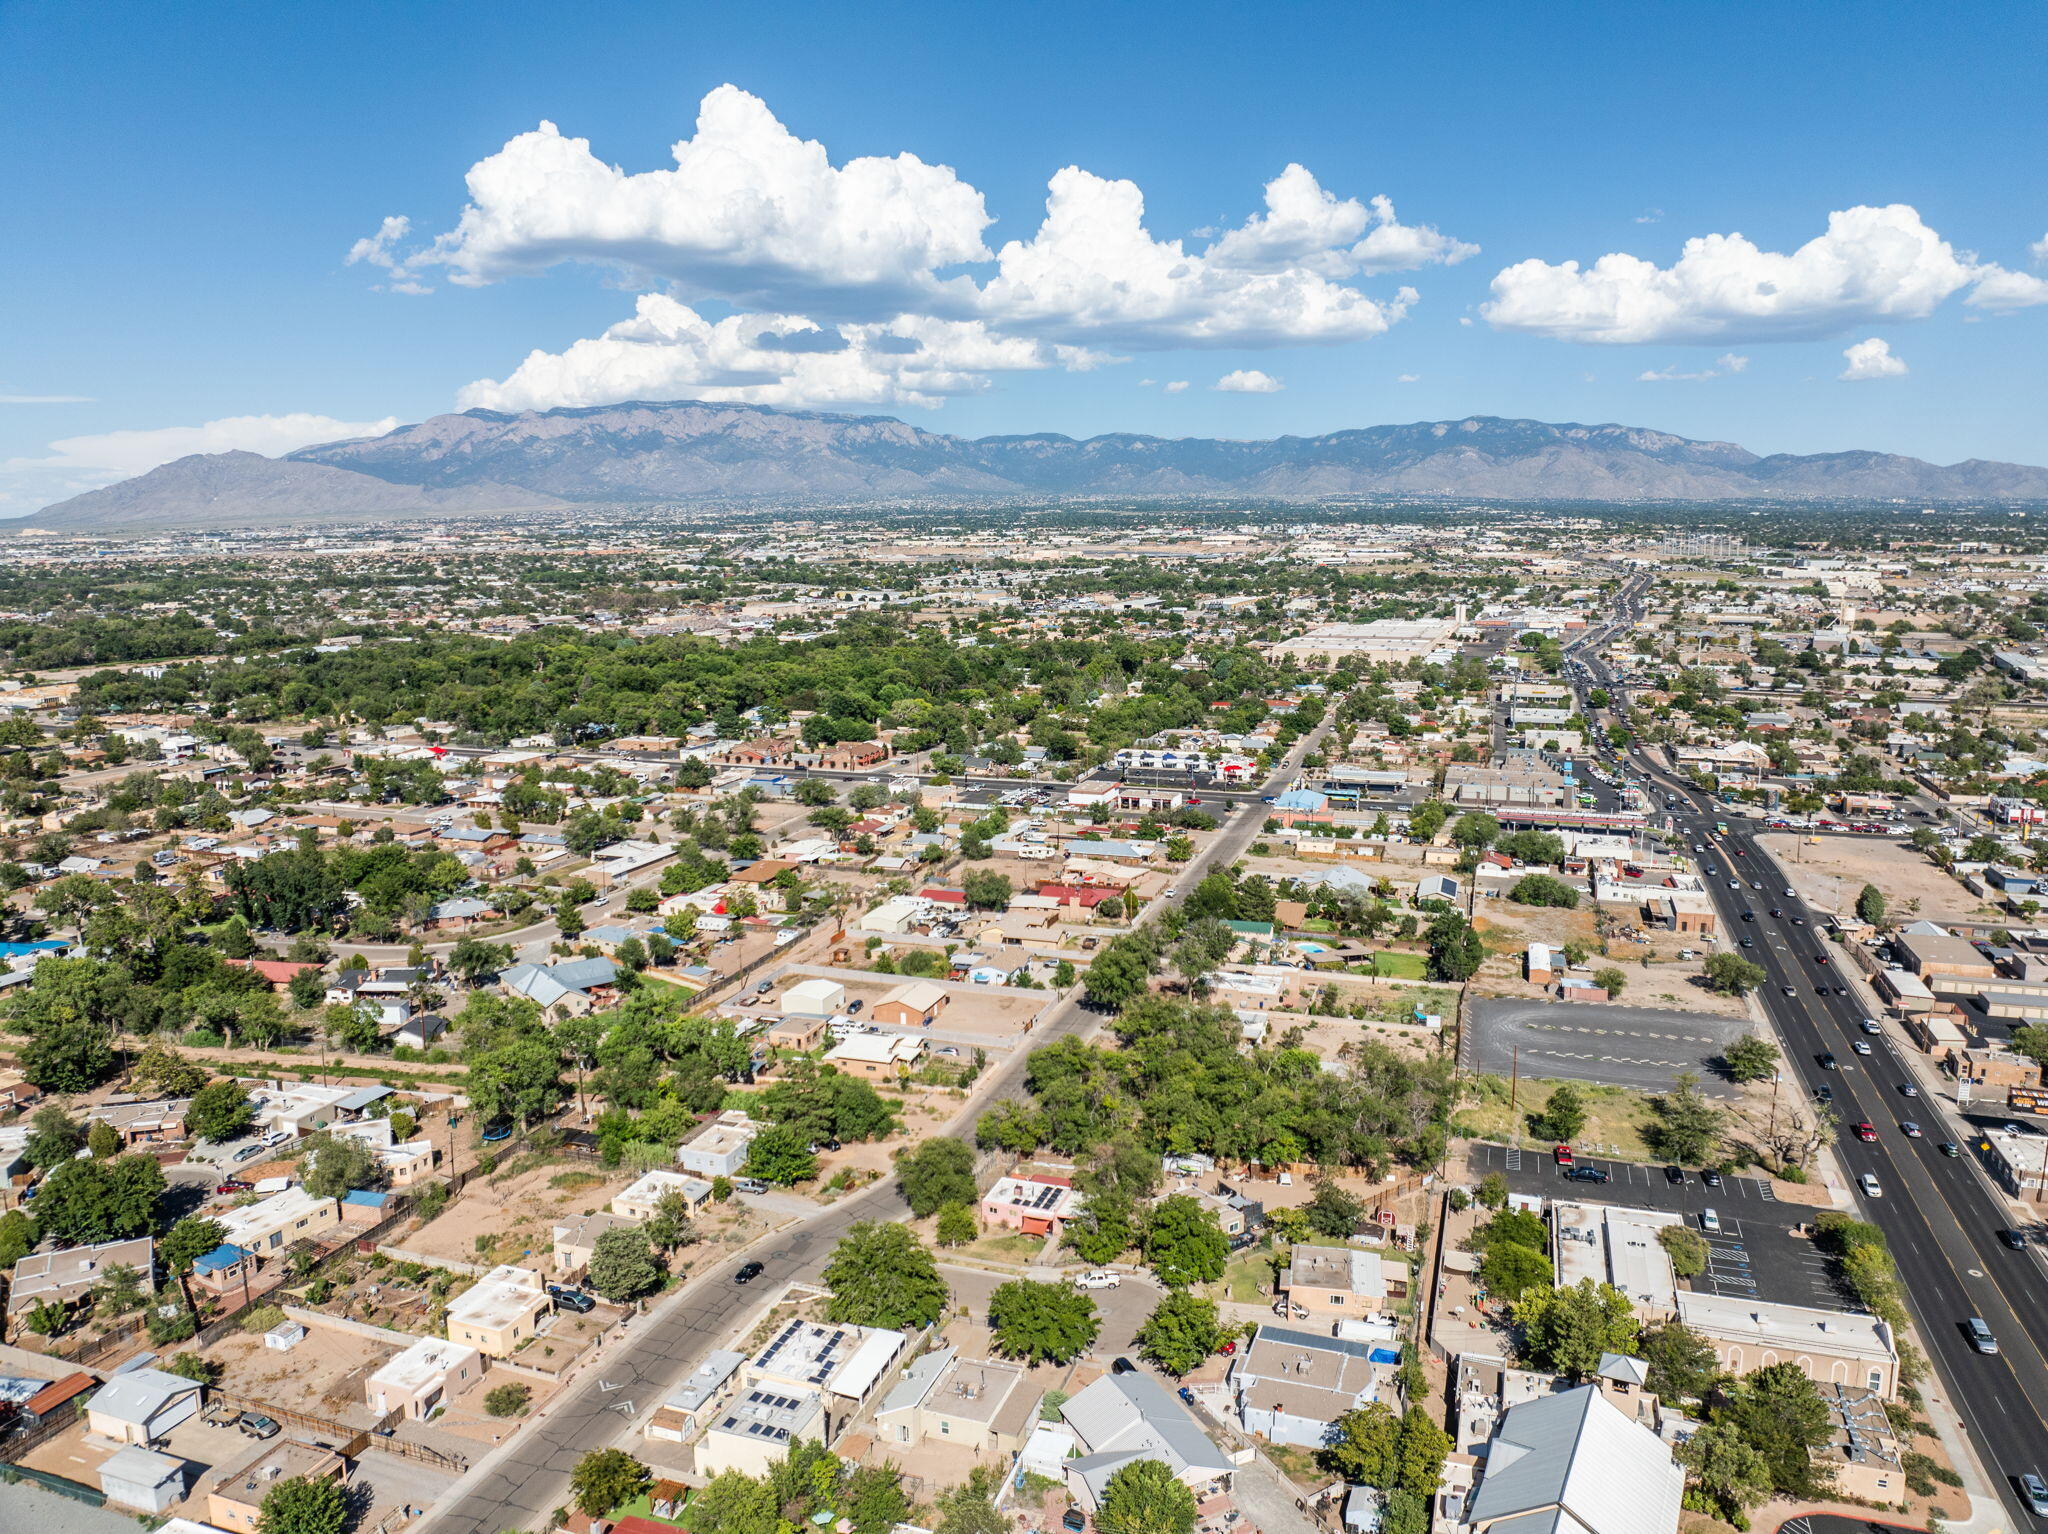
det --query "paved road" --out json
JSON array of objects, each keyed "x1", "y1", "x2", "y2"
[
  {"x1": 1570, "y1": 633, "x2": 2048, "y2": 1527},
  {"x1": 1464, "y1": 996, "x2": 1749, "y2": 1096},
  {"x1": 421, "y1": 711, "x2": 1338, "y2": 1533}
]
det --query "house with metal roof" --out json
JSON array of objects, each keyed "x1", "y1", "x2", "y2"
[
  {"x1": 1059, "y1": 1370, "x2": 1234, "y2": 1512},
  {"x1": 1463, "y1": 1383, "x2": 1682, "y2": 1534},
  {"x1": 84, "y1": 1367, "x2": 203, "y2": 1446}
]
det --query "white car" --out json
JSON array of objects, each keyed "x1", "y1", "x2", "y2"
[
  {"x1": 1859, "y1": 1173, "x2": 1883, "y2": 1199},
  {"x1": 1073, "y1": 1270, "x2": 1122, "y2": 1290}
]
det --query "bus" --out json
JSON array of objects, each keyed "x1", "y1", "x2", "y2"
[{"x1": 1714, "y1": 820, "x2": 1728, "y2": 835}]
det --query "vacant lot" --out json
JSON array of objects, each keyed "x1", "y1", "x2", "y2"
[
  {"x1": 1756, "y1": 832, "x2": 1994, "y2": 927},
  {"x1": 401, "y1": 1160, "x2": 632, "y2": 1268}
]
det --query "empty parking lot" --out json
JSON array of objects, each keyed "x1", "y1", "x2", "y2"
[{"x1": 1464, "y1": 997, "x2": 1749, "y2": 1096}]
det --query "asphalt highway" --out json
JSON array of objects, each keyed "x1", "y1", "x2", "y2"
[{"x1": 1566, "y1": 600, "x2": 2048, "y2": 1525}]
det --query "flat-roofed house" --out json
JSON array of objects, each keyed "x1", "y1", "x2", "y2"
[
  {"x1": 1280, "y1": 1245, "x2": 1402, "y2": 1315},
  {"x1": 368, "y1": 1337, "x2": 484, "y2": 1420},
  {"x1": 979, "y1": 1174, "x2": 1082, "y2": 1236},
  {"x1": 873, "y1": 1347, "x2": 1037, "y2": 1457},
  {"x1": 206, "y1": 1442, "x2": 346, "y2": 1534},
  {"x1": 446, "y1": 1265, "x2": 550, "y2": 1357},
  {"x1": 1230, "y1": 1325, "x2": 1402, "y2": 1448}
]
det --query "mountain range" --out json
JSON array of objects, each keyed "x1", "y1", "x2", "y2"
[{"x1": 32, "y1": 401, "x2": 2048, "y2": 528}]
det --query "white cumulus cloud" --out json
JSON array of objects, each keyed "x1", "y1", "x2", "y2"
[
  {"x1": 1162, "y1": 380, "x2": 1190, "y2": 394},
  {"x1": 1481, "y1": 204, "x2": 2046, "y2": 344},
  {"x1": 456, "y1": 295, "x2": 1105, "y2": 413},
  {"x1": 1638, "y1": 352, "x2": 1750, "y2": 382},
  {"x1": 1214, "y1": 369, "x2": 1283, "y2": 393},
  {"x1": 2, "y1": 412, "x2": 399, "y2": 516},
  {"x1": 367, "y1": 85, "x2": 1453, "y2": 412},
  {"x1": 1396, "y1": 373, "x2": 1420, "y2": 383},
  {"x1": 345, "y1": 215, "x2": 432, "y2": 294},
  {"x1": 1839, "y1": 337, "x2": 1907, "y2": 381}
]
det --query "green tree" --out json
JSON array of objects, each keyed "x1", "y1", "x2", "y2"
[
  {"x1": 256, "y1": 1475, "x2": 348, "y2": 1534},
  {"x1": 165, "y1": 1351, "x2": 221, "y2": 1385},
  {"x1": 587, "y1": 1226, "x2": 663, "y2": 1302},
  {"x1": 897, "y1": 1135, "x2": 977, "y2": 1218},
  {"x1": 1135, "y1": 1291, "x2": 1223, "y2": 1376},
  {"x1": 1451, "y1": 812, "x2": 1501, "y2": 851},
  {"x1": 1592, "y1": 966, "x2": 1626, "y2": 997},
  {"x1": 1527, "y1": 1083, "x2": 1587, "y2": 1142},
  {"x1": 1638, "y1": 1320, "x2": 1721, "y2": 1403},
  {"x1": 1657, "y1": 1224, "x2": 1710, "y2": 1278},
  {"x1": 745, "y1": 1124, "x2": 819, "y2": 1185},
  {"x1": 188, "y1": 1079, "x2": 257, "y2": 1142},
  {"x1": 1717, "y1": 1362, "x2": 1835, "y2": 1497},
  {"x1": 1407, "y1": 802, "x2": 1449, "y2": 841},
  {"x1": 1702, "y1": 952, "x2": 1766, "y2": 996},
  {"x1": 1098, "y1": 1459, "x2": 1196, "y2": 1534},
  {"x1": 642, "y1": 1189, "x2": 694, "y2": 1253},
  {"x1": 447, "y1": 934, "x2": 514, "y2": 987},
  {"x1": 935, "y1": 1202, "x2": 978, "y2": 1247},
  {"x1": 962, "y1": 870, "x2": 1014, "y2": 910},
  {"x1": 1425, "y1": 913, "x2": 1484, "y2": 982},
  {"x1": 1647, "y1": 1072, "x2": 1723, "y2": 1165},
  {"x1": 32, "y1": 1155, "x2": 165, "y2": 1244},
  {"x1": 484, "y1": 1382, "x2": 531, "y2": 1417},
  {"x1": 0, "y1": 1209, "x2": 37, "y2": 1267},
  {"x1": 1721, "y1": 1034, "x2": 1779, "y2": 1084},
  {"x1": 988, "y1": 1278, "x2": 1100, "y2": 1364},
  {"x1": 933, "y1": 1468, "x2": 1009, "y2": 1534},
  {"x1": 2013, "y1": 1022, "x2": 2048, "y2": 1070},
  {"x1": 302, "y1": 1131, "x2": 380, "y2": 1215},
  {"x1": 1479, "y1": 1242, "x2": 1553, "y2": 1298},
  {"x1": 1514, "y1": 1279, "x2": 1640, "y2": 1378},
  {"x1": 823, "y1": 1222, "x2": 948, "y2": 1329},
  {"x1": 1508, "y1": 874, "x2": 1579, "y2": 909},
  {"x1": 1304, "y1": 1181, "x2": 1367, "y2": 1238},
  {"x1": 1677, "y1": 1420, "x2": 1775, "y2": 1517},
  {"x1": 85, "y1": 1118, "x2": 121, "y2": 1159},
  {"x1": 1143, "y1": 1194, "x2": 1228, "y2": 1287},
  {"x1": 1322, "y1": 1401, "x2": 1400, "y2": 1485},
  {"x1": 130, "y1": 1040, "x2": 207, "y2": 1097},
  {"x1": 23, "y1": 1104, "x2": 83, "y2": 1169},
  {"x1": 159, "y1": 1215, "x2": 227, "y2": 1276},
  {"x1": 1854, "y1": 883, "x2": 1887, "y2": 927},
  {"x1": 1394, "y1": 1405, "x2": 1452, "y2": 1498},
  {"x1": 571, "y1": 1448, "x2": 652, "y2": 1518}
]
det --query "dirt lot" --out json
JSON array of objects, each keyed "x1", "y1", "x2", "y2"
[
  {"x1": 1471, "y1": 897, "x2": 1753, "y2": 1020},
  {"x1": 398, "y1": 1160, "x2": 634, "y2": 1268},
  {"x1": 1757, "y1": 832, "x2": 1995, "y2": 927},
  {"x1": 210, "y1": 1322, "x2": 397, "y2": 1424}
]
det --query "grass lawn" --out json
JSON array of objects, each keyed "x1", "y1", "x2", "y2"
[
  {"x1": 1223, "y1": 1254, "x2": 1275, "y2": 1305},
  {"x1": 967, "y1": 1232, "x2": 1043, "y2": 1263},
  {"x1": 1262, "y1": 1443, "x2": 1326, "y2": 1491},
  {"x1": 1365, "y1": 950, "x2": 1429, "y2": 979},
  {"x1": 612, "y1": 1490, "x2": 690, "y2": 1529},
  {"x1": 1454, "y1": 1073, "x2": 1655, "y2": 1160}
]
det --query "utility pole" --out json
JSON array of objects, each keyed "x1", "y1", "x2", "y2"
[{"x1": 1509, "y1": 1043, "x2": 1521, "y2": 1118}]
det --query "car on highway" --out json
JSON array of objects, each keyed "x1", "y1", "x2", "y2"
[
  {"x1": 1791, "y1": 916, "x2": 1807, "y2": 925},
  {"x1": 1853, "y1": 1122, "x2": 1878, "y2": 1141},
  {"x1": 2000, "y1": 1229, "x2": 2029, "y2": 1251},
  {"x1": 1861, "y1": 1019, "x2": 1882, "y2": 1033},
  {"x1": 1859, "y1": 1173, "x2": 1883, "y2": 1198},
  {"x1": 1939, "y1": 1141, "x2": 1960, "y2": 1157},
  {"x1": 1741, "y1": 909, "x2": 1755, "y2": 921},
  {"x1": 1819, "y1": 1052, "x2": 1839, "y2": 1069},
  {"x1": 1552, "y1": 1143, "x2": 1574, "y2": 1166},
  {"x1": 1783, "y1": 888, "x2": 1796, "y2": 897},
  {"x1": 1813, "y1": 1083, "x2": 1833, "y2": 1102},
  {"x1": 1739, "y1": 938, "x2": 1755, "y2": 948},
  {"x1": 1814, "y1": 953, "x2": 1830, "y2": 965},
  {"x1": 1832, "y1": 985, "x2": 1849, "y2": 995},
  {"x1": 2019, "y1": 1473, "x2": 2048, "y2": 1518},
  {"x1": 1967, "y1": 1316, "x2": 1998, "y2": 1355},
  {"x1": 734, "y1": 1261, "x2": 765, "y2": 1284},
  {"x1": 1899, "y1": 1082, "x2": 1919, "y2": 1097},
  {"x1": 1770, "y1": 908, "x2": 1784, "y2": 918},
  {"x1": 1901, "y1": 1121, "x2": 1922, "y2": 1137},
  {"x1": 1782, "y1": 986, "x2": 1798, "y2": 998},
  {"x1": 1852, "y1": 1041, "x2": 1873, "y2": 1055}
]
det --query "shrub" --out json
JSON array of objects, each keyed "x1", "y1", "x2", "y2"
[{"x1": 485, "y1": 1382, "x2": 532, "y2": 1418}]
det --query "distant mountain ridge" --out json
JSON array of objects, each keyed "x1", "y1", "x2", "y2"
[{"x1": 33, "y1": 400, "x2": 2048, "y2": 528}]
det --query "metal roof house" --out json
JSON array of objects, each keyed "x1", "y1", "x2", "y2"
[
  {"x1": 1464, "y1": 1383, "x2": 1682, "y2": 1534},
  {"x1": 1059, "y1": 1370, "x2": 1234, "y2": 1511}
]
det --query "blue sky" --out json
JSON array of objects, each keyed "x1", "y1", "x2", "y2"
[{"x1": 3, "y1": 0, "x2": 2045, "y2": 513}]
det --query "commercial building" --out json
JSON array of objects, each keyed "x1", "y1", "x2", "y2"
[
  {"x1": 1550, "y1": 1202, "x2": 1681, "y2": 1319},
  {"x1": 1676, "y1": 1292, "x2": 1898, "y2": 1398}
]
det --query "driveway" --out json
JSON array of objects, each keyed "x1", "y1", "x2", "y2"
[{"x1": 1464, "y1": 996, "x2": 1749, "y2": 1096}]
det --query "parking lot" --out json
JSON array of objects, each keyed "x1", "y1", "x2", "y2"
[
  {"x1": 1465, "y1": 997, "x2": 1749, "y2": 1096},
  {"x1": 1462, "y1": 1142, "x2": 1853, "y2": 1312}
]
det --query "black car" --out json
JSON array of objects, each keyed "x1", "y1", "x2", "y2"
[
  {"x1": 1564, "y1": 1166, "x2": 1611, "y2": 1183},
  {"x1": 548, "y1": 1284, "x2": 596, "y2": 1313},
  {"x1": 1770, "y1": 909, "x2": 1784, "y2": 918},
  {"x1": 1111, "y1": 1356, "x2": 1137, "y2": 1374},
  {"x1": 734, "y1": 1260, "x2": 765, "y2": 1284},
  {"x1": 1664, "y1": 1165, "x2": 1685, "y2": 1184},
  {"x1": 1701, "y1": 1169, "x2": 1723, "y2": 1187},
  {"x1": 1819, "y1": 1053, "x2": 1838, "y2": 1069},
  {"x1": 1814, "y1": 1084, "x2": 1833, "y2": 1103},
  {"x1": 1999, "y1": 1229, "x2": 2028, "y2": 1251},
  {"x1": 1741, "y1": 910, "x2": 1754, "y2": 921}
]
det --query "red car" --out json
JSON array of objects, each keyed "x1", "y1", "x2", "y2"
[
  {"x1": 1853, "y1": 1123, "x2": 1878, "y2": 1143},
  {"x1": 1553, "y1": 1143, "x2": 1574, "y2": 1166},
  {"x1": 215, "y1": 1179, "x2": 252, "y2": 1194}
]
